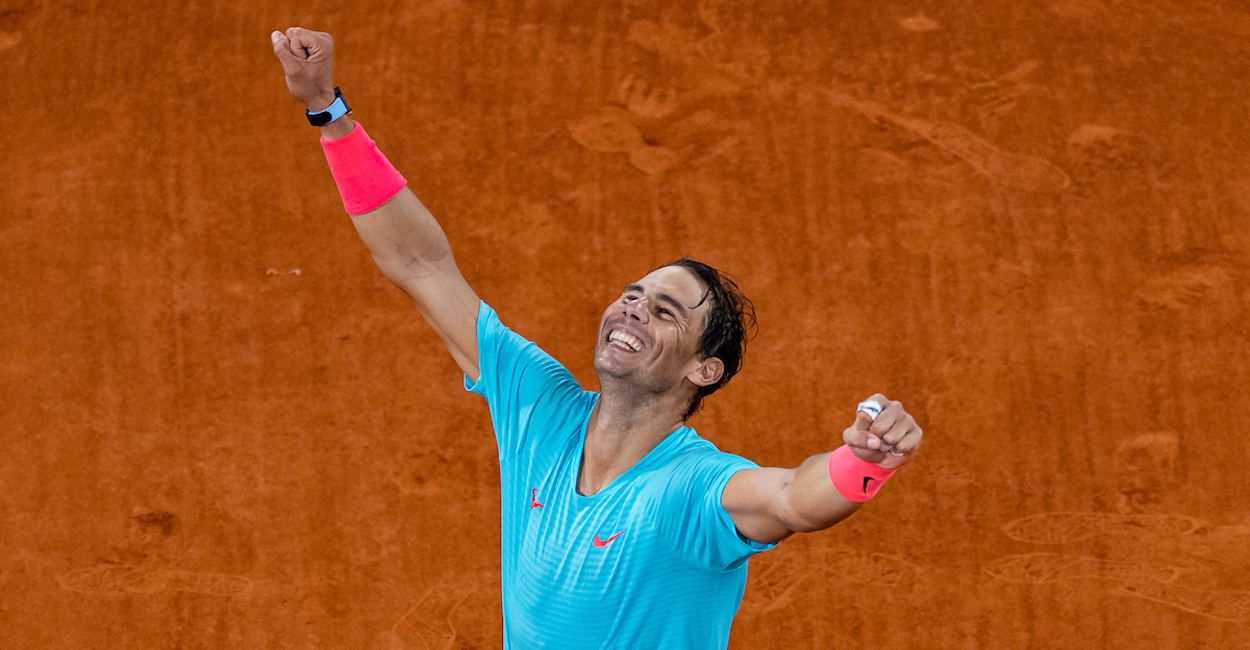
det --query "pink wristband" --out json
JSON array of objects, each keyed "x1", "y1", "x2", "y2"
[
  {"x1": 320, "y1": 122, "x2": 408, "y2": 215},
  {"x1": 828, "y1": 445, "x2": 896, "y2": 502}
]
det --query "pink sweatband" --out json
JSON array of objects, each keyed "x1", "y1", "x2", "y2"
[
  {"x1": 320, "y1": 122, "x2": 408, "y2": 215},
  {"x1": 828, "y1": 445, "x2": 897, "y2": 502}
]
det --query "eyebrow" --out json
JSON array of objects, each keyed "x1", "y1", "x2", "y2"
[{"x1": 624, "y1": 284, "x2": 689, "y2": 317}]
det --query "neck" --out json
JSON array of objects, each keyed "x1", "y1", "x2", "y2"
[{"x1": 577, "y1": 377, "x2": 691, "y2": 496}]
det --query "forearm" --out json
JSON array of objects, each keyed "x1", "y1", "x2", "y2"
[
  {"x1": 319, "y1": 113, "x2": 355, "y2": 140},
  {"x1": 782, "y1": 452, "x2": 863, "y2": 533},
  {"x1": 319, "y1": 117, "x2": 456, "y2": 285},
  {"x1": 726, "y1": 450, "x2": 869, "y2": 544}
]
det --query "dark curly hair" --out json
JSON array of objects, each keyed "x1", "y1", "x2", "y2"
[{"x1": 661, "y1": 258, "x2": 757, "y2": 420}]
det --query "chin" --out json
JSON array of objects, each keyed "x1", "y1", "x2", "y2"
[
  {"x1": 592, "y1": 355, "x2": 625, "y2": 378},
  {"x1": 593, "y1": 349, "x2": 636, "y2": 380}
]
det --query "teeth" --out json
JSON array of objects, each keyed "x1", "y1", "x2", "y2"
[{"x1": 609, "y1": 330, "x2": 642, "y2": 352}]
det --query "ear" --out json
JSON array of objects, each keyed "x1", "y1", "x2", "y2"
[{"x1": 686, "y1": 356, "x2": 725, "y2": 388}]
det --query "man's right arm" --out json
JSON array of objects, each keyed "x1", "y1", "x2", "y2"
[{"x1": 272, "y1": 27, "x2": 481, "y2": 381}]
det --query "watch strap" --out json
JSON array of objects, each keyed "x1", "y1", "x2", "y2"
[{"x1": 306, "y1": 87, "x2": 351, "y2": 126}]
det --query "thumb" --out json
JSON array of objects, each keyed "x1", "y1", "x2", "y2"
[{"x1": 270, "y1": 30, "x2": 295, "y2": 63}]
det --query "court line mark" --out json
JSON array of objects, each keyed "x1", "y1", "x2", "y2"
[
  {"x1": 984, "y1": 553, "x2": 1183, "y2": 585},
  {"x1": 1002, "y1": 512, "x2": 1205, "y2": 544},
  {"x1": 57, "y1": 563, "x2": 253, "y2": 597}
]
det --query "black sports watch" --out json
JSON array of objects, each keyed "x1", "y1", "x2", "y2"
[{"x1": 306, "y1": 87, "x2": 351, "y2": 126}]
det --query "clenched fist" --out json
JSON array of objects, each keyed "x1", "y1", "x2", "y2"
[
  {"x1": 842, "y1": 394, "x2": 922, "y2": 470},
  {"x1": 271, "y1": 27, "x2": 336, "y2": 111}
]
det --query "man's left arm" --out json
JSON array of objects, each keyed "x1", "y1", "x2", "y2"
[{"x1": 722, "y1": 394, "x2": 922, "y2": 545}]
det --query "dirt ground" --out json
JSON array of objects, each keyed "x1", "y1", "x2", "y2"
[{"x1": 3, "y1": 0, "x2": 1250, "y2": 648}]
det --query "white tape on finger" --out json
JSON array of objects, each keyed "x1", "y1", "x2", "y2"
[
  {"x1": 857, "y1": 399, "x2": 883, "y2": 420},
  {"x1": 858, "y1": 399, "x2": 902, "y2": 455}
]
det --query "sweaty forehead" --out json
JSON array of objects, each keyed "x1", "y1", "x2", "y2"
[{"x1": 634, "y1": 266, "x2": 708, "y2": 311}]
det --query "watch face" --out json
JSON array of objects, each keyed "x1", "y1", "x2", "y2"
[{"x1": 307, "y1": 110, "x2": 331, "y2": 126}]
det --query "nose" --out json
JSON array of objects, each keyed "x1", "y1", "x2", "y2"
[{"x1": 622, "y1": 295, "x2": 650, "y2": 323}]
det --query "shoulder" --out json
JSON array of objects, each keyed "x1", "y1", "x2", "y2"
[
  {"x1": 471, "y1": 302, "x2": 582, "y2": 391},
  {"x1": 674, "y1": 429, "x2": 755, "y2": 465},
  {"x1": 651, "y1": 429, "x2": 758, "y2": 487}
]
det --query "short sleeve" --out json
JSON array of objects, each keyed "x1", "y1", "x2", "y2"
[
  {"x1": 654, "y1": 448, "x2": 778, "y2": 571},
  {"x1": 464, "y1": 302, "x2": 593, "y2": 459}
]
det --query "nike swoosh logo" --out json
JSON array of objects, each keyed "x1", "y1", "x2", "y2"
[
  {"x1": 592, "y1": 531, "x2": 625, "y2": 548},
  {"x1": 863, "y1": 476, "x2": 875, "y2": 492}
]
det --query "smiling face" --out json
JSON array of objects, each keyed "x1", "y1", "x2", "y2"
[{"x1": 593, "y1": 266, "x2": 725, "y2": 401}]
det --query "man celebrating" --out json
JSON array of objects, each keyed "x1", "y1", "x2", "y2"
[{"x1": 271, "y1": 26, "x2": 923, "y2": 649}]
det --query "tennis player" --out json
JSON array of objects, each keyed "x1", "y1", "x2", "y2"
[{"x1": 272, "y1": 26, "x2": 924, "y2": 649}]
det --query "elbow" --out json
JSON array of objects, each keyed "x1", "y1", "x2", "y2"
[
  {"x1": 376, "y1": 246, "x2": 452, "y2": 285},
  {"x1": 787, "y1": 509, "x2": 857, "y2": 535},
  {"x1": 786, "y1": 512, "x2": 836, "y2": 534},
  {"x1": 776, "y1": 487, "x2": 824, "y2": 534}
]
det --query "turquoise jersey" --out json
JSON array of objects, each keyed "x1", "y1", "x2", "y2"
[{"x1": 465, "y1": 302, "x2": 776, "y2": 649}]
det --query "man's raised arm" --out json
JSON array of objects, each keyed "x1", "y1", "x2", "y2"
[{"x1": 271, "y1": 27, "x2": 481, "y2": 381}]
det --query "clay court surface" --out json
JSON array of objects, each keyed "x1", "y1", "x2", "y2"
[{"x1": 4, "y1": 0, "x2": 1250, "y2": 647}]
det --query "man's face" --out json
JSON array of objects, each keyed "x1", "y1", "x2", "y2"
[{"x1": 593, "y1": 266, "x2": 719, "y2": 393}]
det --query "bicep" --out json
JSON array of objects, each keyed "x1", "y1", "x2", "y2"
[
  {"x1": 722, "y1": 467, "x2": 799, "y2": 546},
  {"x1": 404, "y1": 265, "x2": 481, "y2": 382},
  {"x1": 350, "y1": 189, "x2": 482, "y2": 380}
]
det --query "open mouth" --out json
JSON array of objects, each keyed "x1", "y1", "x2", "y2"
[{"x1": 607, "y1": 329, "x2": 644, "y2": 352}]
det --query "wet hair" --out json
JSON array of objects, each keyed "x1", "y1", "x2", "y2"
[{"x1": 661, "y1": 258, "x2": 757, "y2": 420}]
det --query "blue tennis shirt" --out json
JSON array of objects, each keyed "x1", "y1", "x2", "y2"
[{"x1": 464, "y1": 302, "x2": 776, "y2": 649}]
